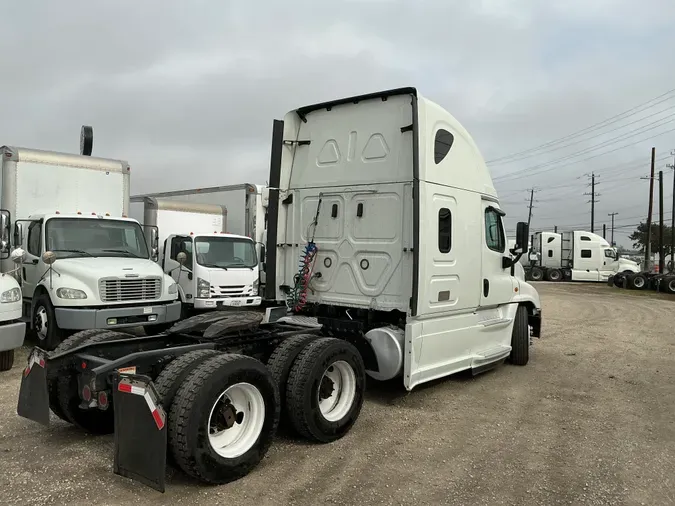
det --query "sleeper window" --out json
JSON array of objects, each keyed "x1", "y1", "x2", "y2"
[
  {"x1": 438, "y1": 208, "x2": 452, "y2": 253},
  {"x1": 581, "y1": 249, "x2": 592, "y2": 258},
  {"x1": 484, "y1": 208, "x2": 505, "y2": 253},
  {"x1": 434, "y1": 129, "x2": 454, "y2": 164}
]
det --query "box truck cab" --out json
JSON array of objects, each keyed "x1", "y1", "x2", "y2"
[
  {"x1": 163, "y1": 232, "x2": 261, "y2": 310},
  {"x1": 131, "y1": 197, "x2": 262, "y2": 311},
  {"x1": 1, "y1": 145, "x2": 181, "y2": 350}
]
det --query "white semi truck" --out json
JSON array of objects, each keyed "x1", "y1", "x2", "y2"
[
  {"x1": 0, "y1": 143, "x2": 181, "y2": 350},
  {"x1": 524, "y1": 230, "x2": 639, "y2": 282},
  {"x1": 131, "y1": 183, "x2": 268, "y2": 289},
  {"x1": 18, "y1": 88, "x2": 542, "y2": 492},
  {"x1": 130, "y1": 197, "x2": 262, "y2": 312}
]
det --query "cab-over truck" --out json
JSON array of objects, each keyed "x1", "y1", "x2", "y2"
[{"x1": 17, "y1": 88, "x2": 542, "y2": 492}]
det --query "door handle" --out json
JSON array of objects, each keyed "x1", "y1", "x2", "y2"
[{"x1": 483, "y1": 279, "x2": 490, "y2": 297}]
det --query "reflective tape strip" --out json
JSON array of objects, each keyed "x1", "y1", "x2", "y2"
[
  {"x1": 117, "y1": 381, "x2": 165, "y2": 430},
  {"x1": 143, "y1": 391, "x2": 166, "y2": 430},
  {"x1": 25, "y1": 353, "x2": 45, "y2": 376}
]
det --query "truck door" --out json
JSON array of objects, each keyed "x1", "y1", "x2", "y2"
[
  {"x1": 21, "y1": 220, "x2": 43, "y2": 299},
  {"x1": 480, "y1": 203, "x2": 514, "y2": 307},
  {"x1": 164, "y1": 235, "x2": 194, "y2": 301}
]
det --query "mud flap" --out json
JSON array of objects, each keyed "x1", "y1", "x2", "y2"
[
  {"x1": 16, "y1": 348, "x2": 50, "y2": 426},
  {"x1": 112, "y1": 373, "x2": 167, "y2": 493}
]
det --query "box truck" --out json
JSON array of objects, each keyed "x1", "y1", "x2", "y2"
[
  {"x1": 130, "y1": 197, "x2": 262, "y2": 312},
  {"x1": 525, "y1": 230, "x2": 639, "y2": 282},
  {"x1": 0, "y1": 143, "x2": 181, "y2": 350},
  {"x1": 0, "y1": 213, "x2": 26, "y2": 371},
  {"x1": 131, "y1": 183, "x2": 268, "y2": 286},
  {"x1": 18, "y1": 88, "x2": 542, "y2": 492}
]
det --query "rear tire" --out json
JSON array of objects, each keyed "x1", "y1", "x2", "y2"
[
  {"x1": 546, "y1": 269, "x2": 562, "y2": 282},
  {"x1": 529, "y1": 267, "x2": 544, "y2": 282},
  {"x1": 508, "y1": 306, "x2": 529, "y2": 366},
  {"x1": 662, "y1": 276, "x2": 675, "y2": 295},
  {"x1": 168, "y1": 353, "x2": 279, "y2": 484},
  {"x1": 154, "y1": 349, "x2": 220, "y2": 409},
  {"x1": 56, "y1": 330, "x2": 135, "y2": 434},
  {"x1": 266, "y1": 334, "x2": 318, "y2": 426},
  {"x1": 48, "y1": 329, "x2": 119, "y2": 422},
  {"x1": 628, "y1": 273, "x2": 647, "y2": 290},
  {"x1": 285, "y1": 338, "x2": 366, "y2": 443},
  {"x1": 0, "y1": 350, "x2": 14, "y2": 371}
]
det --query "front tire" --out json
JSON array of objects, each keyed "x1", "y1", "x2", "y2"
[
  {"x1": 508, "y1": 305, "x2": 529, "y2": 366},
  {"x1": 168, "y1": 354, "x2": 279, "y2": 484},
  {"x1": 0, "y1": 350, "x2": 14, "y2": 371},
  {"x1": 285, "y1": 338, "x2": 366, "y2": 443},
  {"x1": 32, "y1": 293, "x2": 63, "y2": 350}
]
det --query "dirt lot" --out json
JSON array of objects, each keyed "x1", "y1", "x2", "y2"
[{"x1": 0, "y1": 283, "x2": 673, "y2": 506}]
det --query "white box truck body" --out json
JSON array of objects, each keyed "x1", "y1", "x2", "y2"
[
  {"x1": 525, "y1": 230, "x2": 639, "y2": 282},
  {"x1": 0, "y1": 146, "x2": 181, "y2": 350},
  {"x1": 267, "y1": 87, "x2": 543, "y2": 390},
  {"x1": 130, "y1": 197, "x2": 262, "y2": 311},
  {"x1": 131, "y1": 183, "x2": 268, "y2": 289}
]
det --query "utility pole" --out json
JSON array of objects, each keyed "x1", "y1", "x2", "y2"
[
  {"x1": 584, "y1": 173, "x2": 600, "y2": 233},
  {"x1": 645, "y1": 147, "x2": 656, "y2": 270},
  {"x1": 554, "y1": 225, "x2": 557, "y2": 233},
  {"x1": 668, "y1": 149, "x2": 675, "y2": 272},
  {"x1": 603, "y1": 223, "x2": 606, "y2": 239},
  {"x1": 526, "y1": 188, "x2": 536, "y2": 229},
  {"x1": 608, "y1": 212, "x2": 619, "y2": 246},
  {"x1": 659, "y1": 170, "x2": 665, "y2": 273}
]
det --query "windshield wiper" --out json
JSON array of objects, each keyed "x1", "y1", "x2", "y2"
[
  {"x1": 102, "y1": 249, "x2": 142, "y2": 258},
  {"x1": 51, "y1": 249, "x2": 94, "y2": 257},
  {"x1": 227, "y1": 263, "x2": 254, "y2": 269},
  {"x1": 201, "y1": 263, "x2": 227, "y2": 270}
]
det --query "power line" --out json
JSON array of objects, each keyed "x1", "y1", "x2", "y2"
[
  {"x1": 494, "y1": 124, "x2": 675, "y2": 183},
  {"x1": 491, "y1": 103, "x2": 675, "y2": 165},
  {"x1": 488, "y1": 86, "x2": 675, "y2": 164}
]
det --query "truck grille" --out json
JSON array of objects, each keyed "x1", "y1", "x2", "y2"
[
  {"x1": 99, "y1": 277, "x2": 162, "y2": 302},
  {"x1": 210, "y1": 285, "x2": 246, "y2": 297}
]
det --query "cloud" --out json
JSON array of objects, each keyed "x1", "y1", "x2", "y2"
[{"x1": 0, "y1": 0, "x2": 674, "y2": 247}]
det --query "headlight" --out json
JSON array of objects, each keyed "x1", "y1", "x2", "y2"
[
  {"x1": 251, "y1": 279, "x2": 259, "y2": 295},
  {"x1": 197, "y1": 277, "x2": 210, "y2": 298},
  {"x1": 56, "y1": 287, "x2": 87, "y2": 299},
  {"x1": 0, "y1": 287, "x2": 21, "y2": 303},
  {"x1": 168, "y1": 283, "x2": 178, "y2": 295}
]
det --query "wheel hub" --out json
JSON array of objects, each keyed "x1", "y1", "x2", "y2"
[
  {"x1": 211, "y1": 398, "x2": 242, "y2": 432},
  {"x1": 35, "y1": 307, "x2": 48, "y2": 338},
  {"x1": 319, "y1": 372, "x2": 335, "y2": 400}
]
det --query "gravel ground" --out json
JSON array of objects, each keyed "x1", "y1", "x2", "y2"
[{"x1": 0, "y1": 282, "x2": 674, "y2": 506}]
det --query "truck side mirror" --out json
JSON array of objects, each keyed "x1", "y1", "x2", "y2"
[
  {"x1": 513, "y1": 222, "x2": 529, "y2": 255},
  {"x1": 14, "y1": 223, "x2": 24, "y2": 248},
  {"x1": 11, "y1": 248, "x2": 25, "y2": 264},
  {"x1": 0, "y1": 210, "x2": 10, "y2": 255},
  {"x1": 149, "y1": 228, "x2": 159, "y2": 262},
  {"x1": 42, "y1": 251, "x2": 57, "y2": 265}
]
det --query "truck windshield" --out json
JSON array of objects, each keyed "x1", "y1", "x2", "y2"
[
  {"x1": 194, "y1": 236, "x2": 257, "y2": 269},
  {"x1": 45, "y1": 218, "x2": 149, "y2": 259}
]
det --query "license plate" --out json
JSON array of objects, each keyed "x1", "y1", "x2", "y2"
[
  {"x1": 143, "y1": 307, "x2": 153, "y2": 314},
  {"x1": 230, "y1": 300, "x2": 242, "y2": 307}
]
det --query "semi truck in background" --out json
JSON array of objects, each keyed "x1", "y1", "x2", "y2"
[
  {"x1": 130, "y1": 197, "x2": 262, "y2": 313},
  {"x1": 18, "y1": 88, "x2": 542, "y2": 492},
  {"x1": 131, "y1": 183, "x2": 268, "y2": 290},
  {"x1": 0, "y1": 132, "x2": 181, "y2": 350},
  {"x1": 522, "y1": 230, "x2": 639, "y2": 282}
]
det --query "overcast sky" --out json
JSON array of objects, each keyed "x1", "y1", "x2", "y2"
[{"x1": 1, "y1": 1, "x2": 674, "y2": 247}]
